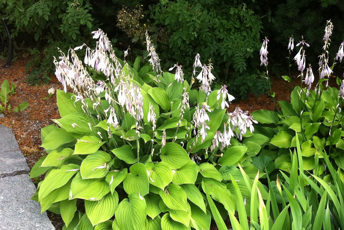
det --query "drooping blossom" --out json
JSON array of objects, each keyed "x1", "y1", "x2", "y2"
[
  {"x1": 193, "y1": 105, "x2": 211, "y2": 142},
  {"x1": 288, "y1": 36, "x2": 294, "y2": 52},
  {"x1": 145, "y1": 31, "x2": 162, "y2": 74},
  {"x1": 196, "y1": 64, "x2": 216, "y2": 94},
  {"x1": 304, "y1": 66, "x2": 314, "y2": 90},
  {"x1": 294, "y1": 48, "x2": 306, "y2": 73},
  {"x1": 336, "y1": 42, "x2": 344, "y2": 63},
  {"x1": 296, "y1": 36, "x2": 310, "y2": 47},
  {"x1": 260, "y1": 37, "x2": 269, "y2": 66},
  {"x1": 147, "y1": 103, "x2": 157, "y2": 131},
  {"x1": 193, "y1": 53, "x2": 202, "y2": 76},
  {"x1": 227, "y1": 107, "x2": 257, "y2": 140},
  {"x1": 217, "y1": 85, "x2": 235, "y2": 109},
  {"x1": 169, "y1": 64, "x2": 184, "y2": 82},
  {"x1": 320, "y1": 61, "x2": 333, "y2": 79}
]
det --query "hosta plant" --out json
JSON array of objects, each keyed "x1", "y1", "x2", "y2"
[{"x1": 30, "y1": 29, "x2": 265, "y2": 229}]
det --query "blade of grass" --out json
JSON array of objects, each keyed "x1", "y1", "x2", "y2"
[
  {"x1": 206, "y1": 194, "x2": 227, "y2": 230},
  {"x1": 323, "y1": 204, "x2": 331, "y2": 230},
  {"x1": 257, "y1": 189, "x2": 269, "y2": 230},
  {"x1": 289, "y1": 149, "x2": 298, "y2": 194},
  {"x1": 283, "y1": 184, "x2": 302, "y2": 230},
  {"x1": 294, "y1": 186, "x2": 308, "y2": 212},
  {"x1": 267, "y1": 173, "x2": 279, "y2": 220},
  {"x1": 312, "y1": 192, "x2": 327, "y2": 230},
  {"x1": 295, "y1": 133, "x2": 304, "y2": 192},
  {"x1": 250, "y1": 172, "x2": 260, "y2": 229},
  {"x1": 271, "y1": 205, "x2": 289, "y2": 230},
  {"x1": 230, "y1": 175, "x2": 249, "y2": 230},
  {"x1": 228, "y1": 210, "x2": 244, "y2": 230},
  {"x1": 302, "y1": 174, "x2": 324, "y2": 195},
  {"x1": 238, "y1": 164, "x2": 252, "y2": 191}
]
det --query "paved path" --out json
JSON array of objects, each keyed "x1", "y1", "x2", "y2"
[{"x1": 0, "y1": 125, "x2": 54, "y2": 230}]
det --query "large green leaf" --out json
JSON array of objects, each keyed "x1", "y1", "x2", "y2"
[
  {"x1": 181, "y1": 184, "x2": 206, "y2": 213},
  {"x1": 278, "y1": 101, "x2": 297, "y2": 117},
  {"x1": 105, "y1": 169, "x2": 128, "y2": 194},
  {"x1": 123, "y1": 163, "x2": 149, "y2": 196},
  {"x1": 311, "y1": 100, "x2": 325, "y2": 122},
  {"x1": 169, "y1": 203, "x2": 191, "y2": 227},
  {"x1": 301, "y1": 140, "x2": 316, "y2": 157},
  {"x1": 161, "y1": 213, "x2": 189, "y2": 230},
  {"x1": 161, "y1": 142, "x2": 190, "y2": 169},
  {"x1": 199, "y1": 163, "x2": 223, "y2": 181},
  {"x1": 60, "y1": 199, "x2": 77, "y2": 227},
  {"x1": 146, "y1": 162, "x2": 173, "y2": 190},
  {"x1": 80, "y1": 151, "x2": 111, "y2": 179},
  {"x1": 56, "y1": 90, "x2": 83, "y2": 117},
  {"x1": 54, "y1": 113, "x2": 93, "y2": 135},
  {"x1": 172, "y1": 161, "x2": 198, "y2": 185},
  {"x1": 157, "y1": 117, "x2": 187, "y2": 130},
  {"x1": 206, "y1": 194, "x2": 227, "y2": 230},
  {"x1": 41, "y1": 128, "x2": 75, "y2": 150},
  {"x1": 41, "y1": 148, "x2": 73, "y2": 167},
  {"x1": 78, "y1": 213, "x2": 94, "y2": 230},
  {"x1": 148, "y1": 87, "x2": 170, "y2": 111},
  {"x1": 70, "y1": 173, "x2": 110, "y2": 201},
  {"x1": 73, "y1": 136, "x2": 105, "y2": 155},
  {"x1": 111, "y1": 145, "x2": 137, "y2": 164},
  {"x1": 218, "y1": 146, "x2": 247, "y2": 166},
  {"x1": 94, "y1": 220, "x2": 113, "y2": 230},
  {"x1": 270, "y1": 131, "x2": 292, "y2": 148},
  {"x1": 145, "y1": 194, "x2": 161, "y2": 219},
  {"x1": 159, "y1": 184, "x2": 188, "y2": 211},
  {"x1": 141, "y1": 89, "x2": 160, "y2": 123},
  {"x1": 0, "y1": 80, "x2": 10, "y2": 104},
  {"x1": 85, "y1": 192, "x2": 118, "y2": 226},
  {"x1": 207, "y1": 109, "x2": 226, "y2": 132},
  {"x1": 202, "y1": 178, "x2": 235, "y2": 212},
  {"x1": 115, "y1": 193, "x2": 147, "y2": 230},
  {"x1": 245, "y1": 141, "x2": 261, "y2": 157},
  {"x1": 38, "y1": 164, "x2": 79, "y2": 200},
  {"x1": 252, "y1": 109, "x2": 279, "y2": 124},
  {"x1": 166, "y1": 80, "x2": 184, "y2": 101},
  {"x1": 40, "y1": 180, "x2": 71, "y2": 213},
  {"x1": 146, "y1": 216, "x2": 162, "y2": 230},
  {"x1": 29, "y1": 156, "x2": 50, "y2": 178},
  {"x1": 243, "y1": 134, "x2": 270, "y2": 146},
  {"x1": 190, "y1": 203, "x2": 211, "y2": 230}
]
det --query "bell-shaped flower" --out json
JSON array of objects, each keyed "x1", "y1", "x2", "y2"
[{"x1": 336, "y1": 42, "x2": 344, "y2": 63}]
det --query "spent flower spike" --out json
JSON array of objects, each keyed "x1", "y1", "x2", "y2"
[
  {"x1": 145, "y1": 31, "x2": 162, "y2": 74},
  {"x1": 323, "y1": 20, "x2": 334, "y2": 50}
]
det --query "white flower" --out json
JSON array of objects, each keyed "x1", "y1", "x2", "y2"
[
  {"x1": 196, "y1": 65, "x2": 216, "y2": 94},
  {"x1": 217, "y1": 85, "x2": 235, "y2": 109},
  {"x1": 304, "y1": 66, "x2": 314, "y2": 89},
  {"x1": 336, "y1": 42, "x2": 344, "y2": 63},
  {"x1": 169, "y1": 64, "x2": 184, "y2": 82},
  {"x1": 260, "y1": 37, "x2": 269, "y2": 66},
  {"x1": 288, "y1": 36, "x2": 294, "y2": 51}
]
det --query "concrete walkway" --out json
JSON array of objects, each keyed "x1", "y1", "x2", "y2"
[{"x1": 0, "y1": 125, "x2": 54, "y2": 230}]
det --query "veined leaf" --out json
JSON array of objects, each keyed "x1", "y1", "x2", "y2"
[
  {"x1": 145, "y1": 194, "x2": 161, "y2": 219},
  {"x1": 181, "y1": 184, "x2": 206, "y2": 213},
  {"x1": 85, "y1": 192, "x2": 118, "y2": 226},
  {"x1": 53, "y1": 113, "x2": 93, "y2": 135},
  {"x1": 206, "y1": 194, "x2": 227, "y2": 230},
  {"x1": 70, "y1": 173, "x2": 110, "y2": 201},
  {"x1": 161, "y1": 142, "x2": 190, "y2": 169},
  {"x1": 146, "y1": 162, "x2": 173, "y2": 190},
  {"x1": 124, "y1": 163, "x2": 149, "y2": 196},
  {"x1": 148, "y1": 87, "x2": 170, "y2": 111},
  {"x1": 115, "y1": 193, "x2": 146, "y2": 230},
  {"x1": 218, "y1": 146, "x2": 247, "y2": 166},
  {"x1": 145, "y1": 216, "x2": 161, "y2": 230},
  {"x1": 270, "y1": 131, "x2": 292, "y2": 148},
  {"x1": 172, "y1": 160, "x2": 198, "y2": 185},
  {"x1": 105, "y1": 169, "x2": 128, "y2": 194},
  {"x1": 74, "y1": 136, "x2": 105, "y2": 155},
  {"x1": 252, "y1": 109, "x2": 279, "y2": 124},
  {"x1": 159, "y1": 184, "x2": 188, "y2": 211},
  {"x1": 41, "y1": 148, "x2": 73, "y2": 167},
  {"x1": 199, "y1": 163, "x2": 222, "y2": 181},
  {"x1": 161, "y1": 213, "x2": 189, "y2": 230},
  {"x1": 169, "y1": 203, "x2": 191, "y2": 227},
  {"x1": 111, "y1": 145, "x2": 137, "y2": 164},
  {"x1": 56, "y1": 90, "x2": 84, "y2": 117},
  {"x1": 41, "y1": 128, "x2": 75, "y2": 150},
  {"x1": 60, "y1": 199, "x2": 77, "y2": 227},
  {"x1": 38, "y1": 164, "x2": 79, "y2": 200},
  {"x1": 230, "y1": 175, "x2": 249, "y2": 230},
  {"x1": 190, "y1": 203, "x2": 211, "y2": 230},
  {"x1": 80, "y1": 151, "x2": 111, "y2": 179}
]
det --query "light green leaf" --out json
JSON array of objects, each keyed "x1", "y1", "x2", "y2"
[
  {"x1": 206, "y1": 194, "x2": 227, "y2": 230},
  {"x1": 13, "y1": 101, "x2": 29, "y2": 112},
  {"x1": 161, "y1": 142, "x2": 190, "y2": 169},
  {"x1": 38, "y1": 164, "x2": 79, "y2": 200},
  {"x1": 271, "y1": 205, "x2": 289, "y2": 230},
  {"x1": 124, "y1": 163, "x2": 149, "y2": 196},
  {"x1": 78, "y1": 213, "x2": 93, "y2": 230},
  {"x1": 202, "y1": 178, "x2": 235, "y2": 212},
  {"x1": 301, "y1": 140, "x2": 316, "y2": 157},
  {"x1": 207, "y1": 109, "x2": 226, "y2": 132},
  {"x1": 70, "y1": 173, "x2": 110, "y2": 201},
  {"x1": 161, "y1": 213, "x2": 189, "y2": 230},
  {"x1": 181, "y1": 184, "x2": 206, "y2": 213},
  {"x1": 111, "y1": 145, "x2": 137, "y2": 164},
  {"x1": 54, "y1": 113, "x2": 93, "y2": 135},
  {"x1": 230, "y1": 175, "x2": 249, "y2": 230},
  {"x1": 199, "y1": 163, "x2": 222, "y2": 181},
  {"x1": 146, "y1": 162, "x2": 173, "y2": 190},
  {"x1": 159, "y1": 184, "x2": 188, "y2": 211},
  {"x1": 146, "y1": 216, "x2": 161, "y2": 230},
  {"x1": 148, "y1": 87, "x2": 170, "y2": 111},
  {"x1": 283, "y1": 185, "x2": 302, "y2": 230},
  {"x1": 157, "y1": 117, "x2": 187, "y2": 130},
  {"x1": 60, "y1": 199, "x2": 77, "y2": 227},
  {"x1": 252, "y1": 109, "x2": 279, "y2": 124},
  {"x1": 145, "y1": 194, "x2": 161, "y2": 219},
  {"x1": 80, "y1": 151, "x2": 111, "y2": 179},
  {"x1": 41, "y1": 128, "x2": 75, "y2": 151},
  {"x1": 142, "y1": 90, "x2": 160, "y2": 123},
  {"x1": 41, "y1": 148, "x2": 73, "y2": 167},
  {"x1": 312, "y1": 192, "x2": 327, "y2": 230},
  {"x1": 115, "y1": 193, "x2": 147, "y2": 230},
  {"x1": 40, "y1": 180, "x2": 71, "y2": 213},
  {"x1": 56, "y1": 90, "x2": 83, "y2": 117},
  {"x1": 245, "y1": 141, "x2": 261, "y2": 157},
  {"x1": 243, "y1": 133, "x2": 270, "y2": 146},
  {"x1": 190, "y1": 203, "x2": 211, "y2": 230},
  {"x1": 85, "y1": 192, "x2": 118, "y2": 226},
  {"x1": 311, "y1": 100, "x2": 325, "y2": 122},
  {"x1": 94, "y1": 220, "x2": 113, "y2": 230},
  {"x1": 218, "y1": 146, "x2": 247, "y2": 166},
  {"x1": 105, "y1": 169, "x2": 128, "y2": 194},
  {"x1": 278, "y1": 101, "x2": 297, "y2": 116},
  {"x1": 29, "y1": 156, "x2": 50, "y2": 178},
  {"x1": 270, "y1": 131, "x2": 292, "y2": 148},
  {"x1": 74, "y1": 136, "x2": 105, "y2": 155},
  {"x1": 290, "y1": 86, "x2": 302, "y2": 114},
  {"x1": 172, "y1": 161, "x2": 198, "y2": 185}
]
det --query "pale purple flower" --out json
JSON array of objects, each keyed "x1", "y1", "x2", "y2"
[
  {"x1": 294, "y1": 48, "x2": 306, "y2": 72},
  {"x1": 211, "y1": 131, "x2": 223, "y2": 151},
  {"x1": 162, "y1": 130, "x2": 167, "y2": 147},
  {"x1": 196, "y1": 64, "x2": 216, "y2": 94},
  {"x1": 260, "y1": 37, "x2": 269, "y2": 66},
  {"x1": 296, "y1": 37, "x2": 310, "y2": 47},
  {"x1": 320, "y1": 61, "x2": 332, "y2": 79},
  {"x1": 323, "y1": 20, "x2": 334, "y2": 45},
  {"x1": 304, "y1": 66, "x2": 314, "y2": 89},
  {"x1": 169, "y1": 64, "x2": 184, "y2": 82},
  {"x1": 193, "y1": 53, "x2": 202, "y2": 76},
  {"x1": 217, "y1": 85, "x2": 235, "y2": 109},
  {"x1": 145, "y1": 31, "x2": 162, "y2": 74},
  {"x1": 336, "y1": 42, "x2": 344, "y2": 63},
  {"x1": 193, "y1": 105, "x2": 211, "y2": 142},
  {"x1": 288, "y1": 36, "x2": 294, "y2": 51},
  {"x1": 228, "y1": 107, "x2": 257, "y2": 140},
  {"x1": 147, "y1": 103, "x2": 157, "y2": 130}
]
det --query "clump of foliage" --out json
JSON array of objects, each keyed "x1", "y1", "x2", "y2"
[
  {"x1": 0, "y1": 80, "x2": 28, "y2": 113},
  {"x1": 30, "y1": 29, "x2": 264, "y2": 229}
]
